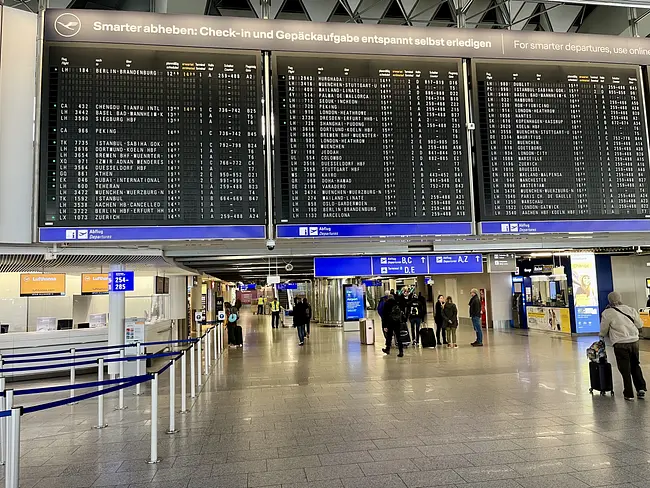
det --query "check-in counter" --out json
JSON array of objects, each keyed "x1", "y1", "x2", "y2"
[
  {"x1": 0, "y1": 319, "x2": 175, "y2": 378},
  {"x1": 639, "y1": 309, "x2": 650, "y2": 339}
]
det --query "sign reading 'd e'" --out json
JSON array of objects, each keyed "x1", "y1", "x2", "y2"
[
  {"x1": 81, "y1": 273, "x2": 109, "y2": 295},
  {"x1": 20, "y1": 273, "x2": 66, "y2": 297},
  {"x1": 487, "y1": 254, "x2": 517, "y2": 273},
  {"x1": 108, "y1": 271, "x2": 135, "y2": 292},
  {"x1": 371, "y1": 256, "x2": 428, "y2": 276}
]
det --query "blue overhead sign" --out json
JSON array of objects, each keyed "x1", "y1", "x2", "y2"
[
  {"x1": 314, "y1": 254, "x2": 484, "y2": 277},
  {"x1": 108, "y1": 271, "x2": 135, "y2": 292},
  {"x1": 363, "y1": 280, "x2": 382, "y2": 287},
  {"x1": 277, "y1": 283, "x2": 298, "y2": 290},
  {"x1": 480, "y1": 220, "x2": 650, "y2": 235},
  {"x1": 239, "y1": 284, "x2": 256, "y2": 291},
  {"x1": 428, "y1": 254, "x2": 483, "y2": 274},
  {"x1": 278, "y1": 222, "x2": 473, "y2": 239},
  {"x1": 39, "y1": 225, "x2": 266, "y2": 242},
  {"x1": 371, "y1": 256, "x2": 429, "y2": 276}
]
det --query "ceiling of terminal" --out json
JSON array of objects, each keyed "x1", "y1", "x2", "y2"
[{"x1": 4, "y1": 0, "x2": 650, "y2": 36}]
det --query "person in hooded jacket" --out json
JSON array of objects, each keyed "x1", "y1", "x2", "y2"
[
  {"x1": 381, "y1": 294, "x2": 404, "y2": 358},
  {"x1": 601, "y1": 291, "x2": 647, "y2": 401}
]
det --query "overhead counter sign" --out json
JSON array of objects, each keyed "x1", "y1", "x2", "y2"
[
  {"x1": 108, "y1": 271, "x2": 135, "y2": 292},
  {"x1": 487, "y1": 254, "x2": 517, "y2": 273},
  {"x1": 20, "y1": 273, "x2": 66, "y2": 297},
  {"x1": 315, "y1": 255, "x2": 483, "y2": 277},
  {"x1": 81, "y1": 273, "x2": 109, "y2": 295}
]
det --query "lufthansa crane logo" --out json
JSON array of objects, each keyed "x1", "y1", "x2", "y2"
[{"x1": 54, "y1": 13, "x2": 82, "y2": 38}]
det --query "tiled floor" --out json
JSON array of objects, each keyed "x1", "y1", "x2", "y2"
[{"x1": 9, "y1": 308, "x2": 650, "y2": 487}]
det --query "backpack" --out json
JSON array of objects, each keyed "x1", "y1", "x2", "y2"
[
  {"x1": 389, "y1": 304, "x2": 403, "y2": 323},
  {"x1": 409, "y1": 303, "x2": 419, "y2": 318}
]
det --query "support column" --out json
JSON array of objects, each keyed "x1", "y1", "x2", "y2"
[
  {"x1": 206, "y1": 286, "x2": 216, "y2": 323},
  {"x1": 416, "y1": 276, "x2": 426, "y2": 296},
  {"x1": 108, "y1": 264, "x2": 125, "y2": 375},
  {"x1": 190, "y1": 281, "x2": 202, "y2": 336},
  {"x1": 630, "y1": 7, "x2": 640, "y2": 37}
]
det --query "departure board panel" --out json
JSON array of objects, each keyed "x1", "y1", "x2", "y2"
[
  {"x1": 475, "y1": 61, "x2": 650, "y2": 222},
  {"x1": 274, "y1": 54, "x2": 470, "y2": 225},
  {"x1": 40, "y1": 45, "x2": 264, "y2": 227}
]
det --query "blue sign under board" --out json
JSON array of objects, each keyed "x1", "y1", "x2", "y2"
[
  {"x1": 362, "y1": 280, "x2": 382, "y2": 287},
  {"x1": 277, "y1": 283, "x2": 298, "y2": 290},
  {"x1": 39, "y1": 225, "x2": 265, "y2": 242},
  {"x1": 108, "y1": 271, "x2": 135, "y2": 292},
  {"x1": 278, "y1": 222, "x2": 472, "y2": 239},
  {"x1": 314, "y1": 257, "x2": 373, "y2": 278},
  {"x1": 239, "y1": 284, "x2": 256, "y2": 291},
  {"x1": 480, "y1": 220, "x2": 650, "y2": 235},
  {"x1": 372, "y1": 256, "x2": 429, "y2": 276},
  {"x1": 428, "y1": 254, "x2": 483, "y2": 274}
]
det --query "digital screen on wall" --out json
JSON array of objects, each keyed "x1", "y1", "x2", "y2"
[
  {"x1": 274, "y1": 53, "x2": 470, "y2": 225},
  {"x1": 39, "y1": 45, "x2": 264, "y2": 227},
  {"x1": 474, "y1": 61, "x2": 650, "y2": 222}
]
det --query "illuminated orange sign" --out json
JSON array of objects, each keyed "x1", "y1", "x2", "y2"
[
  {"x1": 20, "y1": 273, "x2": 66, "y2": 297},
  {"x1": 81, "y1": 273, "x2": 109, "y2": 295}
]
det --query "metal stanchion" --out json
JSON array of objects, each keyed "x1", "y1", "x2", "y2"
[
  {"x1": 197, "y1": 335, "x2": 202, "y2": 388},
  {"x1": 212, "y1": 326, "x2": 218, "y2": 361},
  {"x1": 69, "y1": 348, "x2": 78, "y2": 405},
  {"x1": 146, "y1": 373, "x2": 161, "y2": 464},
  {"x1": 204, "y1": 332, "x2": 209, "y2": 377},
  {"x1": 115, "y1": 350, "x2": 127, "y2": 410},
  {"x1": 0, "y1": 378, "x2": 6, "y2": 466},
  {"x1": 180, "y1": 350, "x2": 188, "y2": 413},
  {"x1": 93, "y1": 358, "x2": 108, "y2": 429},
  {"x1": 5, "y1": 407, "x2": 20, "y2": 488},
  {"x1": 4, "y1": 389, "x2": 13, "y2": 486},
  {"x1": 218, "y1": 324, "x2": 223, "y2": 356},
  {"x1": 135, "y1": 342, "x2": 143, "y2": 396},
  {"x1": 166, "y1": 360, "x2": 178, "y2": 434},
  {"x1": 190, "y1": 342, "x2": 196, "y2": 399}
]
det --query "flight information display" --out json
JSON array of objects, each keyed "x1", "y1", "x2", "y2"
[
  {"x1": 275, "y1": 54, "x2": 470, "y2": 225},
  {"x1": 40, "y1": 45, "x2": 264, "y2": 227},
  {"x1": 475, "y1": 61, "x2": 650, "y2": 222}
]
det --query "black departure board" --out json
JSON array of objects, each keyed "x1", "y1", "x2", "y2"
[
  {"x1": 475, "y1": 61, "x2": 650, "y2": 221},
  {"x1": 274, "y1": 54, "x2": 470, "y2": 224},
  {"x1": 40, "y1": 45, "x2": 264, "y2": 227}
]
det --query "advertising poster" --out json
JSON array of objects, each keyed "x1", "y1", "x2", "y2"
[
  {"x1": 344, "y1": 285, "x2": 365, "y2": 321},
  {"x1": 571, "y1": 253, "x2": 600, "y2": 333},
  {"x1": 479, "y1": 288, "x2": 488, "y2": 328},
  {"x1": 527, "y1": 307, "x2": 571, "y2": 334}
]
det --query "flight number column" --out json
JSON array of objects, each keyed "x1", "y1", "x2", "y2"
[
  {"x1": 630, "y1": 78, "x2": 649, "y2": 213},
  {"x1": 244, "y1": 66, "x2": 260, "y2": 221},
  {"x1": 379, "y1": 75, "x2": 397, "y2": 218},
  {"x1": 447, "y1": 73, "x2": 465, "y2": 217},
  {"x1": 166, "y1": 66, "x2": 182, "y2": 220}
]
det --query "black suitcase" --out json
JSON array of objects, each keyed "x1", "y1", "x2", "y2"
[
  {"x1": 234, "y1": 325, "x2": 243, "y2": 346},
  {"x1": 399, "y1": 323, "x2": 411, "y2": 348},
  {"x1": 420, "y1": 327, "x2": 436, "y2": 348},
  {"x1": 589, "y1": 360, "x2": 614, "y2": 396}
]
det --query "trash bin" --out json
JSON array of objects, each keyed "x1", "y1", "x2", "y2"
[{"x1": 360, "y1": 318, "x2": 375, "y2": 345}]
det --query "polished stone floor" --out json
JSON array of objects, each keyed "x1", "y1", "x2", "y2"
[{"x1": 10, "y1": 307, "x2": 650, "y2": 488}]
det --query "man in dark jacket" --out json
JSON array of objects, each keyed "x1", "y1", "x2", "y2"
[
  {"x1": 469, "y1": 288, "x2": 483, "y2": 347},
  {"x1": 381, "y1": 294, "x2": 404, "y2": 357},
  {"x1": 407, "y1": 294, "x2": 423, "y2": 346},
  {"x1": 293, "y1": 298, "x2": 307, "y2": 346}
]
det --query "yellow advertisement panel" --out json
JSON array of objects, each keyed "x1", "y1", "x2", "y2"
[
  {"x1": 81, "y1": 273, "x2": 109, "y2": 295},
  {"x1": 527, "y1": 306, "x2": 571, "y2": 334},
  {"x1": 20, "y1": 273, "x2": 66, "y2": 297}
]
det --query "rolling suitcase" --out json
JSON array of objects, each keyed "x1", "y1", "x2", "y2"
[
  {"x1": 398, "y1": 322, "x2": 411, "y2": 348},
  {"x1": 234, "y1": 325, "x2": 243, "y2": 347},
  {"x1": 589, "y1": 360, "x2": 614, "y2": 396},
  {"x1": 420, "y1": 326, "x2": 436, "y2": 348}
]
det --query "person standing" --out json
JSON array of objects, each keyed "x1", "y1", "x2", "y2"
[
  {"x1": 407, "y1": 293, "x2": 423, "y2": 346},
  {"x1": 443, "y1": 296, "x2": 458, "y2": 348},
  {"x1": 304, "y1": 298, "x2": 312, "y2": 338},
  {"x1": 293, "y1": 297, "x2": 307, "y2": 346},
  {"x1": 381, "y1": 294, "x2": 404, "y2": 358},
  {"x1": 270, "y1": 297, "x2": 281, "y2": 329},
  {"x1": 434, "y1": 295, "x2": 447, "y2": 345},
  {"x1": 469, "y1": 289, "x2": 483, "y2": 347},
  {"x1": 257, "y1": 296, "x2": 265, "y2": 315},
  {"x1": 600, "y1": 291, "x2": 647, "y2": 401}
]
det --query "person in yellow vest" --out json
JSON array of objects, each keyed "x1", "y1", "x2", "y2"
[
  {"x1": 270, "y1": 297, "x2": 281, "y2": 329},
  {"x1": 257, "y1": 296, "x2": 265, "y2": 315}
]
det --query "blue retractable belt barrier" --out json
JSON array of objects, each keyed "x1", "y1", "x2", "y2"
[
  {"x1": 3, "y1": 350, "x2": 120, "y2": 365},
  {"x1": 13, "y1": 373, "x2": 152, "y2": 396}
]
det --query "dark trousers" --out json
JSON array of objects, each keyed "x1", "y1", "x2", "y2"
[
  {"x1": 384, "y1": 323, "x2": 403, "y2": 354},
  {"x1": 257, "y1": 304, "x2": 264, "y2": 315},
  {"x1": 271, "y1": 311, "x2": 280, "y2": 328},
  {"x1": 227, "y1": 324, "x2": 235, "y2": 345},
  {"x1": 410, "y1": 317, "x2": 421, "y2": 344},
  {"x1": 435, "y1": 319, "x2": 447, "y2": 344},
  {"x1": 297, "y1": 323, "x2": 306, "y2": 343},
  {"x1": 614, "y1": 341, "x2": 647, "y2": 398},
  {"x1": 306, "y1": 320, "x2": 311, "y2": 335}
]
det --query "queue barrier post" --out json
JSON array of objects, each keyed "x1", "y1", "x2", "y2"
[
  {"x1": 4, "y1": 390, "x2": 14, "y2": 487},
  {"x1": 166, "y1": 360, "x2": 178, "y2": 434},
  {"x1": 93, "y1": 358, "x2": 108, "y2": 429},
  {"x1": 5, "y1": 407, "x2": 20, "y2": 488},
  {"x1": 135, "y1": 342, "x2": 143, "y2": 396},
  {"x1": 116, "y1": 350, "x2": 127, "y2": 411},
  {"x1": 196, "y1": 334, "x2": 202, "y2": 388},
  {"x1": 146, "y1": 372, "x2": 161, "y2": 464},
  {"x1": 69, "y1": 348, "x2": 78, "y2": 405},
  {"x1": 212, "y1": 326, "x2": 217, "y2": 361},
  {"x1": 180, "y1": 349, "x2": 188, "y2": 413},
  {"x1": 204, "y1": 331, "x2": 209, "y2": 377},
  {"x1": 0, "y1": 377, "x2": 5, "y2": 466},
  {"x1": 189, "y1": 342, "x2": 196, "y2": 399}
]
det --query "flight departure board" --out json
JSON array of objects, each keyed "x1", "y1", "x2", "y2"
[
  {"x1": 274, "y1": 54, "x2": 470, "y2": 224},
  {"x1": 475, "y1": 61, "x2": 650, "y2": 221},
  {"x1": 40, "y1": 45, "x2": 264, "y2": 227}
]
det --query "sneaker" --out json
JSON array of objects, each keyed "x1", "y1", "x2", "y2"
[
  {"x1": 639, "y1": 390, "x2": 646, "y2": 399},
  {"x1": 298, "y1": 342, "x2": 304, "y2": 346},
  {"x1": 470, "y1": 341, "x2": 478, "y2": 346},
  {"x1": 625, "y1": 396, "x2": 635, "y2": 401},
  {"x1": 454, "y1": 344, "x2": 458, "y2": 348},
  {"x1": 476, "y1": 343, "x2": 483, "y2": 347},
  {"x1": 397, "y1": 352, "x2": 404, "y2": 358},
  {"x1": 447, "y1": 344, "x2": 452, "y2": 348},
  {"x1": 382, "y1": 348, "x2": 390, "y2": 355}
]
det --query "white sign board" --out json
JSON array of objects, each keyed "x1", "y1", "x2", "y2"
[
  {"x1": 36, "y1": 317, "x2": 56, "y2": 332},
  {"x1": 125, "y1": 317, "x2": 145, "y2": 344},
  {"x1": 89, "y1": 313, "x2": 107, "y2": 328}
]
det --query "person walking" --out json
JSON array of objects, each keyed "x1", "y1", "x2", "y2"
[
  {"x1": 469, "y1": 288, "x2": 483, "y2": 347},
  {"x1": 407, "y1": 293, "x2": 423, "y2": 346},
  {"x1": 381, "y1": 294, "x2": 404, "y2": 358},
  {"x1": 270, "y1": 297, "x2": 281, "y2": 329},
  {"x1": 434, "y1": 294, "x2": 446, "y2": 345},
  {"x1": 304, "y1": 298, "x2": 312, "y2": 338},
  {"x1": 600, "y1": 291, "x2": 647, "y2": 401},
  {"x1": 293, "y1": 297, "x2": 307, "y2": 346},
  {"x1": 443, "y1": 296, "x2": 458, "y2": 348}
]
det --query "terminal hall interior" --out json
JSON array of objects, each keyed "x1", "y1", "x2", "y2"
[{"x1": 6, "y1": 0, "x2": 650, "y2": 487}]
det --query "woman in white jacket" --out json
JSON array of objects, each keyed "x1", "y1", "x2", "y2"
[{"x1": 600, "y1": 291, "x2": 647, "y2": 401}]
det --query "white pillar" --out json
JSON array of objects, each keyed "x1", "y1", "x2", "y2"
[{"x1": 108, "y1": 264, "x2": 126, "y2": 375}]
